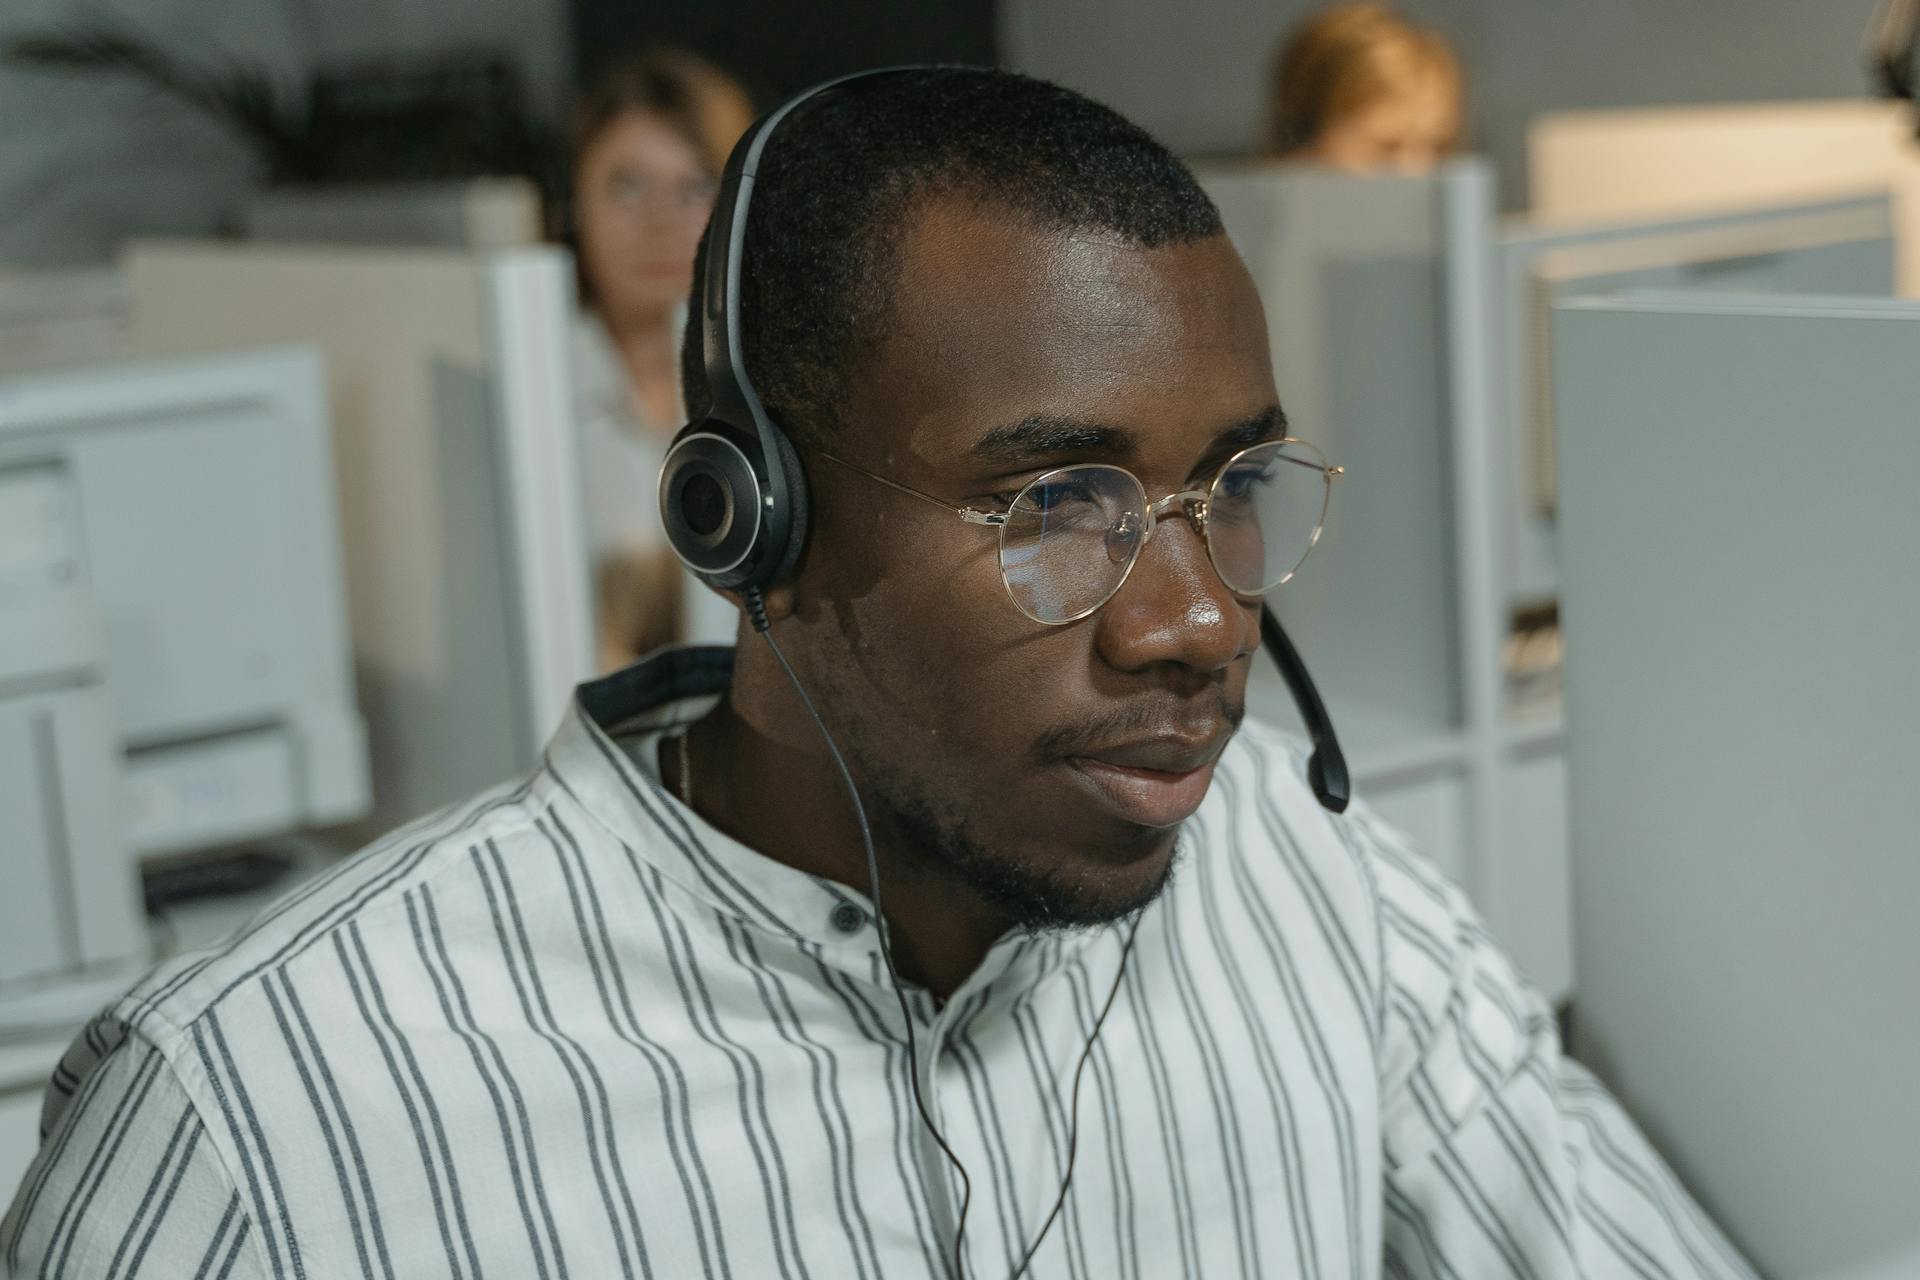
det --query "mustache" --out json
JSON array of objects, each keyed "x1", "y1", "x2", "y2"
[{"x1": 1031, "y1": 691, "x2": 1245, "y2": 762}]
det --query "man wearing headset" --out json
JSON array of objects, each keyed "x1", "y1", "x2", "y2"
[{"x1": 5, "y1": 68, "x2": 1752, "y2": 1279}]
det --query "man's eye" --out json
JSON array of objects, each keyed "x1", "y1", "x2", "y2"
[
  {"x1": 1216, "y1": 462, "x2": 1278, "y2": 501},
  {"x1": 1016, "y1": 477, "x2": 1104, "y2": 513}
]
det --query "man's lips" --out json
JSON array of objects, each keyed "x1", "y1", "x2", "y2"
[
  {"x1": 1062, "y1": 733, "x2": 1229, "y2": 828},
  {"x1": 1071, "y1": 734, "x2": 1224, "y2": 773},
  {"x1": 1066, "y1": 758, "x2": 1219, "y2": 828}
]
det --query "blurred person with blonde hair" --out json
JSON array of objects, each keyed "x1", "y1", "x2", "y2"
[
  {"x1": 1265, "y1": 2, "x2": 1464, "y2": 174},
  {"x1": 567, "y1": 48, "x2": 754, "y2": 668}
]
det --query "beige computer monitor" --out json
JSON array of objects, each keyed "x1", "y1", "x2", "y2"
[{"x1": 1528, "y1": 100, "x2": 1920, "y2": 295}]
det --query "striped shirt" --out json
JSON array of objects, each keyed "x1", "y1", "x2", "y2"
[{"x1": 3, "y1": 646, "x2": 1754, "y2": 1279}]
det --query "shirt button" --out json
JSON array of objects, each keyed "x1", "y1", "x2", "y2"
[{"x1": 829, "y1": 903, "x2": 868, "y2": 935}]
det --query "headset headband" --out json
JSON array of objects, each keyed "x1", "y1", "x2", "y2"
[{"x1": 699, "y1": 67, "x2": 924, "y2": 443}]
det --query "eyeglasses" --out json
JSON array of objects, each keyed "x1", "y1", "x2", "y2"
[
  {"x1": 605, "y1": 171, "x2": 720, "y2": 215},
  {"x1": 818, "y1": 439, "x2": 1343, "y2": 625}
]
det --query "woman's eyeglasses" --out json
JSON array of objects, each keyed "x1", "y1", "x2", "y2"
[{"x1": 819, "y1": 438, "x2": 1342, "y2": 625}]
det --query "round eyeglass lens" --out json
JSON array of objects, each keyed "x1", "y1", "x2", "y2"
[
  {"x1": 1204, "y1": 439, "x2": 1330, "y2": 595},
  {"x1": 998, "y1": 464, "x2": 1147, "y2": 623}
]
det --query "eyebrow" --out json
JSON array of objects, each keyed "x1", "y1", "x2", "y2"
[
  {"x1": 1210, "y1": 404, "x2": 1290, "y2": 453},
  {"x1": 968, "y1": 415, "x2": 1125, "y2": 462},
  {"x1": 967, "y1": 404, "x2": 1289, "y2": 465}
]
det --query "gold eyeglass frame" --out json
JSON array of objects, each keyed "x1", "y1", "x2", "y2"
[{"x1": 817, "y1": 438, "x2": 1345, "y2": 625}]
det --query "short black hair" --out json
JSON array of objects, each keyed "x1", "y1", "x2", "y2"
[{"x1": 679, "y1": 66, "x2": 1224, "y2": 446}]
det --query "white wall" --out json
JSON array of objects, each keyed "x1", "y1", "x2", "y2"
[
  {"x1": 1002, "y1": 0, "x2": 1897, "y2": 206},
  {"x1": 0, "y1": 0, "x2": 567, "y2": 266}
]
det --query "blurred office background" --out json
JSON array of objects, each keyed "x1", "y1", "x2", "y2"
[
  {"x1": 0, "y1": 0, "x2": 1892, "y2": 265},
  {"x1": 3, "y1": 2, "x2": 1917, "y2": 1276}
]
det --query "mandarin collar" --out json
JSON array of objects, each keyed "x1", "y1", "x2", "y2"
[{"x1": 545, "y1": 645, "x2": 1107, "y2": 1002}]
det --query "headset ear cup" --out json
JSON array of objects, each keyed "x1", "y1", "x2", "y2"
[
  {"x1": 660, "y1": 421, "x2": 764, "y2": 589},
  {"x1": 763, "y1": 424, "x2": 810, "y2": 586},
  {"x1": 659, "y1": 419, "x2": 809, "y2": 592}
]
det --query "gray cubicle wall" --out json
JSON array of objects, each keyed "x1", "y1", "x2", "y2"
[
  {"x1": 1201, "y1": 164, "x2": 1468, "y2": 754},
  {"x1": 1197, "y1": 160, "x2": 1581, "y2": 996},
  {"x1": 1555, "y1": 294, "x2": 1920, "y2": 1280},
  {"x1": 1497, "y1": 194, "x2": 1896, "y2": 608},
  {"x1": 125, "y1": 244, "x2": 594, "y2": 840}
]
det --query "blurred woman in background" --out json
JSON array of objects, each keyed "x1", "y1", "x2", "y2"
[
  {"x1": 569, "y1": 49, "x2": 753, "y2": 669},
  {"x1": 1264, "y1": 2, "x2": 1464, "y2": 175}
]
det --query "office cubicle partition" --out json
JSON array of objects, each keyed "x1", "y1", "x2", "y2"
[
  {"x1": 1197, "y1": 161, "x2": 1900, "y2": 1007},
  {"x1": 123, "y1": 243, "x2": 594, "y2": 838},
  {"x1": 1556, "y1": 293, "x2": 1920, "y2": 1280},
  {"x1": 1496, "y1": 194, "x2": 1897, "y2": 608},
  {"x1": 1528, "y1": 100, "x2": 1920, "y2": 295},
  {"x1": 0, "y1": 269, "x2": 130, "y2": 378},
  {"x1": 240, "y1": 177, "x2": 546, "y2": 250},
  {"x1": 1195, "y1": 160, "x2": 1579, "y2": 994}
]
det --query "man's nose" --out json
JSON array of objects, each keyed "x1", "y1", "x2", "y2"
[{"x1": 1093, "y1": 514, "x2": 1257, "y2": 677}]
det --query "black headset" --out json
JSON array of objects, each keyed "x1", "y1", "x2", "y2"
[
  {"x1": 654, "y1": 69, "x2": 849, "y2": 593},
  {"x1": 657, "y1": 66, "x2": 1350, "y2": 814}
]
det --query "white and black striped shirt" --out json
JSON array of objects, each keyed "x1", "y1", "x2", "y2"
[{"x1": 4, "y1": 647, "x2": 1754, "y2": 1279}]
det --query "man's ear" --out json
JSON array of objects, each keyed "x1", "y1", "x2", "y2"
[{"x1": 757, "y1": 582, "x2": 798, "y2": 622}]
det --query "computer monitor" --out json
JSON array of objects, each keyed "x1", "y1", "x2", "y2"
[
  {"x1": 122, "y1": 242, "x2": 596, "y2": 837},
  {"x1": 0, "y1": 345, "x2": 369, "y2": 1013},
  {"x1": 1495, "y1": 193, "x2": 1896, "y2": 607},
  {"x1": 1555, "y1": 292, "x2": 1920, "y2": 1280}
]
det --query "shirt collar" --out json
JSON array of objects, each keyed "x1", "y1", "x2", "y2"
[{"x1": 544, "y1": 645, "x2": 1096, "y2": 997}]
